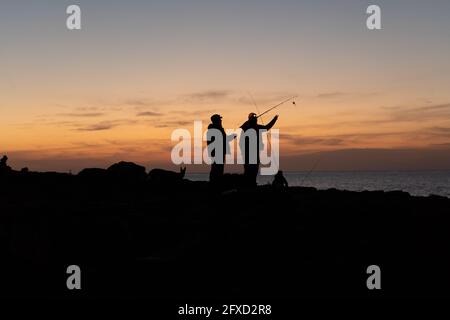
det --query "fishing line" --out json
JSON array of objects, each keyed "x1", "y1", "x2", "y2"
[
  {"x1": 249, "y1": 94, "x2": 323, "y2": 185},
  {"x1": 257, "y1": 95, "x2": 298, "y2": 119},
  {"x1": 300, "y1": 156, "x2": 321, "y2": 186}
]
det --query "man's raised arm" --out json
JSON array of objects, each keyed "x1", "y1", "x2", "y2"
[{"x1": 260, "y1": 115, "x2": 279, "y2": 130}]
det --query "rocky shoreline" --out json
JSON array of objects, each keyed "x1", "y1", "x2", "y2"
[{"x1": 1, "y1": 162, "x2": 449, "y2": 299}]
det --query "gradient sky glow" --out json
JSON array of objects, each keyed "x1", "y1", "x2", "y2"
[{"x1": 1, "y1": 0, "x2": 450, "y2": 172}]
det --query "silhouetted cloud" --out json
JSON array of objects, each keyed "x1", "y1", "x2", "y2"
[
  {"x1": 421, "y1": 126, "x2": 450, "y2": 139},
  {"x1": 74, "y1": 107, "x2": 101, "y2": 112},
  {"x1": 281, "y1": 131, "x2": 411, "y2": 147},
  {"x1": 431, "y1": 142, "x2": 450, "y2": 147},
  {"x1": 281, "y1": 125, "x2": 450, "y2": 151},
  {"x1": 154, "y1": 120, "x2": 192, "y2": 128},
  {"x1": 430, "y1": 126, "x2": 450, "y2": 134},
  {"x1": 412, "y1": 103, "x2": 450, "y2": 112},
  {"x1": 118, "y1": 91, "x2": 299, "y2": 114},
  {"x1": 187, "y1": 90, "x2": 231, "y2": 101},
  {"x1": 168, "y1": 109, "x2": 214, "y2": 116},
  {"x1": 316, "y1": 92, "x2": 346, "y2": 99},
  {"x1": 75, "y1": 120, "x2": 136, "y2": 131},
  {"x1": 136, "y1": 111, "x2": 163, "y2": 117},
  {"x1": 312, "y1": 103, "x2": 450, "y2": 130},
  {"x1": 70, "y1": 142, "x2": 105, "y2": 148},
  {"x1": 281, "y1": 147, "x2": 450, "y2": 171},
  {"x1": 57, "y1": 113, "x2": 105, "y2": 117},
  {"x1": 281, "y1": 134, "x2": 346, "y2": 146},
  {"x1": 124, "y1": 99, "x2": 160, "y2": 107},
  {"x1": 77, "y1": 123, "x2": 117, "y2": 131},
  {"x1": 384, "y1": 103, "x2": 450, "y2": 123}
]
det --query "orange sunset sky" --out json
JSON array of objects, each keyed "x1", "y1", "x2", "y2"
[{"x1": 1, "y1": 0, "x2": 450, "y2": 172}]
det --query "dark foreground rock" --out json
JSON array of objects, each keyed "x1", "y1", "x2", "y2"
[{"x1": 0, "y1": 169, "x2": 449, "y2": 299}]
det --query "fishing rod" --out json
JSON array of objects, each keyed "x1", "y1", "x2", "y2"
[{"x1": 257, "y1": 95, "x2": 298, "y2": 118}]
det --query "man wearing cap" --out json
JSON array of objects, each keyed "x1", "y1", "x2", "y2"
[
  {"x1": 207, "y1": 114, "x2": 235, "y2": 185},
  {"x1": 239, "y1": 113, "x2": 279, "y2": 186}
]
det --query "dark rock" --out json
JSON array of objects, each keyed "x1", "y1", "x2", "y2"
[
  {"x1": 107, "y1": 161, "x2": 147, "y2": 183},
  {"x1": 148, "y1": 167, "x2": 186, "y2": 184},
  {"x1": 1, "y1": 161, "x2": 449, "y2": 299}
]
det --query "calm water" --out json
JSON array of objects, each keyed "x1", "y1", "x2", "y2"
[{"x1": 186, "y1": 171, "x2": 450, "y2": 197}]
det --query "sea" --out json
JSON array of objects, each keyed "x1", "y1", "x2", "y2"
[{"x1": 185, "y1": 171, "x2": 450, "y2": 197}]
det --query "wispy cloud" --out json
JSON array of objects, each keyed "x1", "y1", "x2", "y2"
[
  {"x1": 124, "y1": 99, "x2": 160, "y2": 107},
  {"x1": 281, "y1": 131, "x2": 404, "y2": 145},
  {"x1": 429, "y1": 126, "x2": 450, "y2": 134},
  {"x1": 385, "y1": 103, "x2": 450, "y2": 123},
  {"x1": 420, "y1": 126, "x2": 450, "y2": 139},
  {"x1": 154, "y1": 120, "x2": 192, "y2": 128},
  {"x1": 281, "y1": 134, "x2": 346, "y2": 146},
  {"x1": 316, "y1": 92, "x2": 346, "y2": 99},
  {"x1": 77, "y1": 123, "x2": 117, "y2": 131},
  {"x1": 411, "y1": 103, "x2": 450, "y2": 112},
  {"x1": 57, "y1": 113, "x2": 105, "y2": 117},
  {"x1": 281, "y1": 125, "x2": 450, "y2": 150},
  {"x1": 186, "y1": 90, "x2": 231, "y2": 101},
  {"x1": 281, "y1": 147, "x2": 450, "y2": 171},
  {"x1": 114, "y1": 90, "x2": 299, "y2": 113},
  {"x1": 136, "y1": 111, "x2": 163, "y2": 117},
  {"x1": 168, "y1": 109, "x2": 214, "y2": 116},
  {"x1": 75, "y1": 120, "x2": 136, "y2": 132}
]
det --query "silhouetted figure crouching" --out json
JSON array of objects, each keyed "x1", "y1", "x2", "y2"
[
  {"x1": 0, "y1": 155, "x2": 12, "y2": 175},
  {"x1": 272, "y1": 170, "x2": 288, "y2": 189}
]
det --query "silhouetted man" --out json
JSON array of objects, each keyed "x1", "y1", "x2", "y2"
[
  {"x1": 207, "y1": 114, "x2": 235, "y2": 185},
  {"x1": 240, "y1": 113, "x2": 278, "y2": 186}
]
